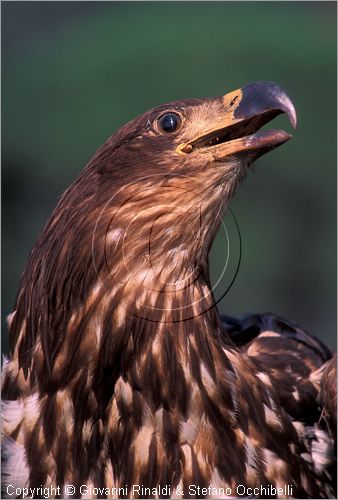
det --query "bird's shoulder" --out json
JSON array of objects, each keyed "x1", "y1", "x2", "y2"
[
  {"x1": 221, "y1": 312, "x2": 336, "y2": 496},
  {"x1": 222, "y1": 312, "x2": 332, "y2": 371},
  {"x1": 221, "y1": 312, "x2": 333, "y2": 421}
]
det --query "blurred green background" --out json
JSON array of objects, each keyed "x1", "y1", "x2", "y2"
[{"x1": 2, "y1": 1, "x2": 336, "y2": 352}]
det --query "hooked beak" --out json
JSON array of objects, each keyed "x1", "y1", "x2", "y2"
[{"x1": 177, "y1": 81, "x2": 297, "y2": 161}]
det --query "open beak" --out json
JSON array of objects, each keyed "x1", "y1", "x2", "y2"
[{"x1": 177, "y1": 81, "x2": 297, "y2": 161}]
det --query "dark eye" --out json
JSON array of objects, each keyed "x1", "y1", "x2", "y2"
[{"x1": 157, "y1": 113, "x2": 182, "y2": 133}]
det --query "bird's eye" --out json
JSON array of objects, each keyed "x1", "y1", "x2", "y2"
[{"x1": 157, "y1": 113, "x2": 182, "y2": 133}]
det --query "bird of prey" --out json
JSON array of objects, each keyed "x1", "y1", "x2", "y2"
[{"x1": 2, "y1": 81, "x2": 336, "y2": 499}]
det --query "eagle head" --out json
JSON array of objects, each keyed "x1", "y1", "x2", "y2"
[{"x1": 89, "y1": 80, "x2": 296, "y2": 297}]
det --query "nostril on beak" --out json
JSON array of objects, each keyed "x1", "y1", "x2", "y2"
[{"x1": 230, "y1": 96, "x2": 239, "y2": 107}]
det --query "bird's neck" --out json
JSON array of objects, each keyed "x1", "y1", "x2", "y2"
[
  {"x1": 8, "y1": 175, "x2": 236, "y2": 411},
  {"x1": 88, "y1": 269, "x2": 234, "y2": 414}
]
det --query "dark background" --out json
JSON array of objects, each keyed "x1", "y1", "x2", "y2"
[{"x1": 2, "y1": 1, "x2": 336, "y2": 352}]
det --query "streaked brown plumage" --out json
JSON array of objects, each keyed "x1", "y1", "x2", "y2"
[
  {"x1": 2, "y1": 81, "x2": 336, "y2": 499},
  {"x1": 315, "y1": 354, "x2": 337, "y2": 440}
]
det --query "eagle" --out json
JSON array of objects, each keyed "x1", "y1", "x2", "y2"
[{"x1": 2, "y1": 81, "x2": 336, "y2": 499}]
